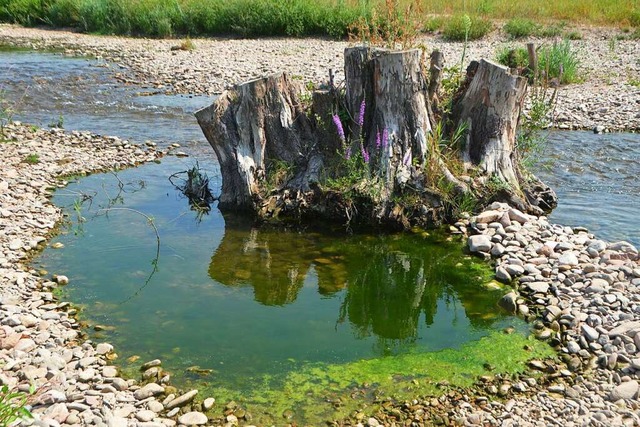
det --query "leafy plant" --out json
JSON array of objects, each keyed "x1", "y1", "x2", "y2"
[
  {"x1": 442, "y1": 14, "x2": 492, "y2": 41},
  {"x1": 563, "y1": 30, "x2": 582, "y2": 40},
  {"x1": 503, "y1": 18, "x2": 539, "y2": 39},
  {"x1": 349, "y1": 0, "x2": 422, "y2": 49},
  {"x1": 495, "y1": 46, "x2": 529, "y2": 69},
  {"x1": 49, "y1": 114, "x2": 64, "y2": 128},
  {"x1": 538, "y1": 23, "x2": 564, "y2": 38},
  {"x1": 178, "y1": 36, "x2": 196, "y2": 51},
  {"x1": 24, "y1": 153, "x2": 40, "y2": 164},
  {"x1": 538, "y1": 40, "x2": 582, "y2": 84},
  {"x1": 0, "y1": 385, "x2": 33, "y2": 426}
]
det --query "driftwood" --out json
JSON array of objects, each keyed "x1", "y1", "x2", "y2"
[{"x1": 196, "y1": 47, "x2": 557, "y2": 229}]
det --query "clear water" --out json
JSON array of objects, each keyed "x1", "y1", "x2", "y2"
[
  {"x1": 534, "y1": 131, "x2": 640, "y2": 247},
  {"x1": 35, "y1": 160, "x2": 513, "y2": 390},
  {"x1": 0, "y1": 48, "x2": 214, "y2": 150}
]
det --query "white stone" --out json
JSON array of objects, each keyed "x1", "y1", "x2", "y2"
[
  {"x1": 96, "y1": 343, "x2": 113, "y2": 355},
  {"x1": 134, "y1": 383, "x2": 165, "y2": 400},
  {"x1": 136, "y1": 410, "x2": 156, "y2": 422},
  {"x1": 476, "y1": 210, "x2": 502, "y2": 224},
  {"x1": 166, "y1": 389, "x2": 198, "y2": 409},
  {"x1": 9, "y1": 239, "x2": 23, "y2": 251},
  {"x1": 557, "y1": 252, "x2": 579, "y2": 266},
  {"x1": 527, "y1": 282, "x2": 549, "y2": 294},
  {"x1": 178, "y1": 411, "x2": 208, "y2": 426},
  {"x1": 468, "y1": 235, "x2": 492, "y2": 253},
  {"x1": 581, "y1": 324, "x2": 600, "y2": 342},
  {"x1": 202, "y1": 397, "x2": 215, "y2": 410},
  {"x1": 495, "y1": 266, "x2": 512, "y2": 283},
  {"x1": 609, "y1": 380, "x2": 639, "y2": 401}
]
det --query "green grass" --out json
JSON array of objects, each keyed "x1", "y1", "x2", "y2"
[
  {"x1": 503, "y1": 18, "x2": 539, "y2": 39},
  {"x1": 1, "y1": 0, "x2": 637, "y2": 40},
  {"x1": 24, "y1": 153, "x2": 39, "y2": 164},
  {"x1": 539, "y1": 40, "x2": 582, "y2": 84},
  {"x1": 0, "y1": 0, "x2": 364, "y2": 38},
  {"x1": 496, "y1": 40, "x2": 581, "y2": 84},
  {"x1": 496, "y1": 46, "x2": 529, "y2": 69},
  {"x1": 442, "y1": 14, "x2": 492, "y2": 41}
]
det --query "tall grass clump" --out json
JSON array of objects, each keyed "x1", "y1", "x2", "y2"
[
  {"x1": 495, "y1": 46, "x2": 529, "y2": 68},
  {"x1": 0, "y1": 0, "x2": 365, "y2": 38},
  {"x1": 495, "y1": 41, "x2": 581, "y2": 85},
  {"x1": 0, "y1": 0, "x2": 45, "y2": 26},
  {"x1": 539, "y1": 40, "x2": 582, "y2": 84},
  {"x1": 503, "y1": 18, "x2": 538, "y2": 39},
  {"x1": 0, "y1": 385, "x2": 32, "y2": 425},
  {"x1": 442, "y1": 14, "x2": 492, "y2": 41}
]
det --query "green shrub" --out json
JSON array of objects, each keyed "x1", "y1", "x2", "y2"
[
  {"x1": 423, "y1": 16, "x2": 445, "y2": 33},
  {"x1": 442, "y1": 15, "x2": 492, "y2": 41},
  {"x1": 538, "y1": 23, "x2": 565, "y2": 38},
  {"x1": 564, "y1": 30, "x2": 582, "y2": 40},
  {"x1": 495, "y1": 46, "x2": 529, "y2": 68},
  {"x1": 0, "y1": 0, "x2": 45, "y2": 26},
  {"x1": 539, "y1": 40, "x2": 582, "y2": 84},
  {"x1": 503, "y1": 18, "x2": 538, "y2": 39}
]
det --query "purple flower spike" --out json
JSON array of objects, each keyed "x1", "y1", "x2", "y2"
[
  {"x1": 403, "y1": 150, "x2": 412, "y2": 166},
  {"x1": 361, "y1": 143, "x2": 370, "y2": 163},
  {"x1": 333, "y1": 114, "x2": 345, "y2": 142},
  {"x1": 375, "y1": 130, "x2": 381, "y2": 149},
  {"x1": 345, "y1": 145, "x2": 351, "y2": 160},
  {"x1": 358, "y1": 100, "x2": 366, "y2": 127},
  {"x1": 382, "y1": 128, "x2": 389, "y2": 149}
]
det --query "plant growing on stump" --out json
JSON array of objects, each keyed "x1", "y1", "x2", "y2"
[{"x1": 196, "y1": 43, "x2": 557, "y2": 229}]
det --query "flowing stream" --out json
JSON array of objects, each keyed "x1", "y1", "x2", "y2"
[{"x1": 1, "y1": 48, "x2": 638, "y2": 422}]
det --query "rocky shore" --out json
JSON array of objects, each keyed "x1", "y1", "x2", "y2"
[
  {"x1": 0, "y1": 24, "x2": 639, "y2": 132},
  {"x1": 0, "y1": 23, "x2": 639, "y2": 427},
  {"x1": 0, "y1": 123, "x2": 220, "y2": 426},
  {"x1": 458, "y1": 205, "x2": 640, "y2": 426}
]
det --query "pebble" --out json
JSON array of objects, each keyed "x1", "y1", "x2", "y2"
[
  {"x1": 177, "y1": 412, "x2": 208, "y2": 426},
  {"x1": 165, "y1": 389, "x2": 198, "y2": 409}
]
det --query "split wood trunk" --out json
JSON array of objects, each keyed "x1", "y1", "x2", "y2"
[{"x1": 196, "y1": 47, "x2": 557, "y2": 228}]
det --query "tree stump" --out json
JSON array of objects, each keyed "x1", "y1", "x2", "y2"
[{"x1": 196, "y1": 47, "x2": 556, "y2": 228}]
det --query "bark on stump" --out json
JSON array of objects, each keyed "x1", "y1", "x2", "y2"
[{"x1": 196, "y1": 48, "x2": 556, "y2": 227}]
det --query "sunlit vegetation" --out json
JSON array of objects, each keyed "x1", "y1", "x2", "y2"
[{"x1": 0, "y1": 0, "x2": 637, "y2": 39}]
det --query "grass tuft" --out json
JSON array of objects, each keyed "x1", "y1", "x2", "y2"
[
  {"x1": 442, "y1": 14, "x2": 492, "y2": 41},
  {"x1": 503, "y1": 18, "x2": 538, "y2": 39},
  {"x1": 495, "y1": 41, "x2": 582, "y2": 85}
]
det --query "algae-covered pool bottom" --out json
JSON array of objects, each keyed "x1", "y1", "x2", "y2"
[{"x1": 34, "y1": 157, "x2": 553, "y2": 425}]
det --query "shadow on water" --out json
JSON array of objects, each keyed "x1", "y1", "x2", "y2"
[{"x1": 210, "y1": 214, "x2": 505, "y2": 346}]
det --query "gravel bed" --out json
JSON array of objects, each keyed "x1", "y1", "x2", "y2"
[{"x1": 1, "y1": 24, "x2": 638, "y2": 132}]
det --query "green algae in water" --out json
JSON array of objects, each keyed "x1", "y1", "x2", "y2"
[
  {"x1": 32, "y1": 159, "x2": 551, "y2": 424},
  {"x1": 195, "y1": 331, "x2": 555, "y2": 425}
]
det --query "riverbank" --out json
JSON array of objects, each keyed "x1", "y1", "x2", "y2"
[
  {"x1": 2, "y1": 119, "x2": 640, "y2": 427},
  {"x1": 0, "y1": 123, "x2": 208, "y2": 426},
  {"x1": 0, "y1": 24, "x2": 639, "y2": 132}
]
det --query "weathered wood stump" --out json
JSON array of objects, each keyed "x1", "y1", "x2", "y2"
[{"x1": 196, "y1": 47, "x2": 557, "y2": 229}]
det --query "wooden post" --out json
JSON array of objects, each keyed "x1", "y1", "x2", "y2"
[{"x1": 526, "y1": 42, "x2": 537, "y2": 79}]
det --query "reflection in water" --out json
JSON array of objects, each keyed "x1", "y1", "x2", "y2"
[{"x1": 210, "y1": 216, "x2": 504, "y2": 346}]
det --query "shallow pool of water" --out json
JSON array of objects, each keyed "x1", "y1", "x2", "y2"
[{"x1": 34, "y1": 157, "x2": 516, "y2": 390}]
